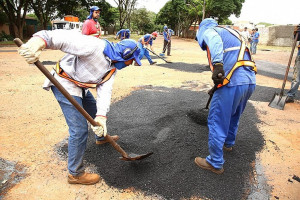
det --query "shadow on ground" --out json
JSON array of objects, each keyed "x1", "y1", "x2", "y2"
[
  {"x1": 59, "y1": 83, "x2": 270, "y2": 199},
  {"x1": 156, "y1": 62, "x2": 210, "y2": 73}
]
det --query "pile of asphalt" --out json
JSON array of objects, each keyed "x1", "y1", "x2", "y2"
[{"x1": 60, "y1": 84, "x2": 271, "y2": 199}]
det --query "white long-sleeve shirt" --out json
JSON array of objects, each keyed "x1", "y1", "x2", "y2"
[{"x1": 35, "y1": 29, "x2": 116, "y2": 116}]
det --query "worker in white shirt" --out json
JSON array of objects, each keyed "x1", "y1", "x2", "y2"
[{"x1": 18, "y1": 29, "x2": 141, "y2": 185}]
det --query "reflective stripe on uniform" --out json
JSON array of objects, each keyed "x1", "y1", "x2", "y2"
[{"x1": 223, "y1": 46, "x2": 240, "y2": 53}]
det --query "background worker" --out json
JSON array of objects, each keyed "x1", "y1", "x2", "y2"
[
  {"x1": 162, "y1": 25, "x2": 173, "y2": 56},
  {"x1": 194, "y1": 18, "x2": 256, "y2": 174},
  {"x1": 137, "y1": 32, "x2": 158, "y2": 65},
  {"x1": 82, "y1": 6, "x2": 102, "y2": 37},
  {"x1": 18, "y1": 29, "x2": 141, "y2": 185},
  {"x1": 286, "y1": 24, "x2": 300, "y2": 103},
  {"x1": 241, "y1": 27, "x2": 251, "y2": 46},
  {"x1": 250, "y1": 28, "x2": 260, "y2": 54},
  {"x1": 115, "y1": 29, "x2": 131, "y2": 40}
]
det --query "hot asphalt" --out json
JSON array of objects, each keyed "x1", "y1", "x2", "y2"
[{"x1": 58, "y1": 60, "x2": 294, "y2": 199}]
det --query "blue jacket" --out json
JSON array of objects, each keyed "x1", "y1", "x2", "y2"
[
  {"x1": 138, "y1": 34, "x2": 154, "y2": 46},
  {"x1": 116, "y1": 29, "x2": 130, "y2": 40},
  {"x1": 196, "y1": 18, "x2": 256, "y2": 86},
  {"x1": 163, "y1": 29, "x2": 173, "y2": 41}
]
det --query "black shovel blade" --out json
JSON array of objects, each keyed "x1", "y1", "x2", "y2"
[
  {"x1": 268, "y1": 92, "x2": 287, "y2": 110},
  {"x1": 119, "y1": 152, "x2": 153, "y2": 161}
]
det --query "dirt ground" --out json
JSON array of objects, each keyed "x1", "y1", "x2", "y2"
[{"x1": 0, "y1": 35, "x2": 299, "y2": 200}]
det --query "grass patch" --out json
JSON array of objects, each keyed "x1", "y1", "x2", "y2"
[{"x1": 0, "y1": 40, "x2": 15, "y2": 46}]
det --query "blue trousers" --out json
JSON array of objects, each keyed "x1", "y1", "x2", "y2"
[
  {"x1": 206, "y1": 84, "x2": 256, "y2": 169},
  {"x1": 251, "y1": 42, "x2": 258, "y2": 54},
  {"x1": 138, "y1": 43, "x2": 154, "y2": 64},
  {"x1": 51, "y1": 86, "x2": 104, "y2": 176}
]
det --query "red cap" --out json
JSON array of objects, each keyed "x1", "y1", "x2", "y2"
[{"x1": 152, "y1": 32, "x2": 158, "y2": 37}]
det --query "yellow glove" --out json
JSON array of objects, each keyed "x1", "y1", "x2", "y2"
[
  {"x1": 91, "y1": 116, "x2": 107, "y2": 137},
  {"x1": 18, "y1": 37, "x2": 46, "y2": 64}
]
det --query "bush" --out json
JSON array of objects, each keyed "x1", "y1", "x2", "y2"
[{"x1": 0, "y1": 31, "x2": 13, "y2": 41}]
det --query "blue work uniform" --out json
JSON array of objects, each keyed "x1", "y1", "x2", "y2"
[
  {"x1": 163, "y1": 29, "x2": 172, "y2": 41},
  {"x1": 196, "y1": 18, "x2": 256, "y2": 169},
  {"x1": 138, "y1": 34, "x2": 155, "y2": 64},
  {"x1": 163, "y1": 28, "x2": 173, "y2": 55},
  {"x1": 116, "y1": 29, "x2": 130, "y2": 40}
]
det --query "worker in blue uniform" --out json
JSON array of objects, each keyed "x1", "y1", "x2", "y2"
[
  {"x1": 194, "y1": 18, "x2": 257, "y2": 174},
  {"x1": 137, "y1": 32, "x2": 158, "y2": 65},
  {"x1": 115, "y1": 29, "x2": 131, "y2": 40},
  {"x1": 162, "y1": 25, "x2": 173, "y2": 56}
]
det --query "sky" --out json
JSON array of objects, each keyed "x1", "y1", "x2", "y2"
[{"x1": 105, "y1": 0, "x2": 299, "y2": 25}]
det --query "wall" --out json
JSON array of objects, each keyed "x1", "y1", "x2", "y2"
[{"x1": 259, "y1": 25, "x2": 295, "y2": 46}]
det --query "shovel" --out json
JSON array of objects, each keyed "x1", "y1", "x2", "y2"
[
  {"x1": 146, "y1": 47, "x2": 172, "y2": 63},
  {"x1": 268, "y1": 32, "x2": 299, "y2": 110},
  {"x1": 14, "y1": 38, "x2": 153, "y2": 161},
  {"x1": 188, "y1": 74, "x2": 223, "y2": 126}
]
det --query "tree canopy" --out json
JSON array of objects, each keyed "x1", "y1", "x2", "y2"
[{"x1": 0, "y1": 0, "x2": 246, "y2": 39}]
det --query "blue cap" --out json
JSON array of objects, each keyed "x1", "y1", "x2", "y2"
[
  {"x1": 87, "y1": 6, "x2": 101, "y2": 20},
  {"x1": 103, "y1": 39, "x2": 142, "y2": 66}
]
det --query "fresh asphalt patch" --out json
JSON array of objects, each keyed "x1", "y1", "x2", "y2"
[
  {"x1": 255, "y1": 60, "x2": 293, "y2": 80},
  {"x1": 58, "y1": 60, "x2": 293, "y2": 199},
  {"x1": 59, "y1": 83, "x2": 269, "y2": 199}
]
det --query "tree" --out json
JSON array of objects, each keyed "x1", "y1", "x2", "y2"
[
  {"x1": 205, "y1": 0, "x2": 245, "y2": 23},
  {"x1": 156, "y1": 0, "x2": 245, "y2": 38},
  {"x1": 95, "y1": 0, "x2": 118, "y2": 32},
  {"x1": 113, "y1": 0, "x2": 137, "y2": 29},
  {"x1": 156, "y1": 0, "x2": 199, "y2": 37},
  {"x1": 29, "y1": 0, "x2": 57, "y2": 30},
  {"x1": 0, "y1": 7, "x2": 8, "y2": 24},
  {"x1": 131, "y1": 8, "x2": 155, "y2": 34},
  {"x1": 55, "y1": 0, "x2": 94, "y2": 20},
  {"x1": 0, "y1": 0, "x2": 30, "y2": 39}
]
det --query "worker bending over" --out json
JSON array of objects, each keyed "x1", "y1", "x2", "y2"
[
  {"x1": 115, "y1": 29, "x2": 131, "y2": 40},
  {"x1": 137, "y1": 32, "x2": 158, "y2": 65},
  {"x1": 194, "y1": 18, "x2": 257, "y2": 174},
  {"x1": 18, "y1": 29, "x2": 141, "y2": 184}
]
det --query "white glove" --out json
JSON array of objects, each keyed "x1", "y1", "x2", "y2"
[
  {"x1": 18, "y1": 37, "x2": 46, "y2": 64},
  {"x1": 91, "y1": 116, "x2": 107, "y2": 137}
]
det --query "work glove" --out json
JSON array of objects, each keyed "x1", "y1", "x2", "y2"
[
  {"x1": 18, "y1": 37, "x2": 46, "y2": 64},
  {"x1": 212, "y1": 63, "x2": 225, "y2": 85},
  {"x1": 91, "y1": 116, "x2": 107, "y2": 137}
]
